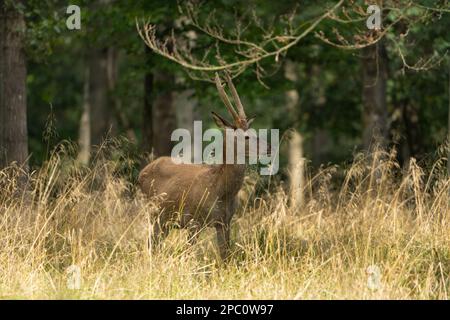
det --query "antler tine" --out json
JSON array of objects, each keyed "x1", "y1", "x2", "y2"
[
  {"x1": 214, "y1": 73, "x2": 240, "y2": 123},
  {"x1": 224, "y1": 72, "x2": 246, "y2": 120}
]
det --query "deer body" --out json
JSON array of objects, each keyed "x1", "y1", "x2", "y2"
[
  {"x1": 139, "y1": 157, "x2": 245, "y2": 226},
  {"x1": 139, "y1": 73, "x2": 254, "y2": 260}
]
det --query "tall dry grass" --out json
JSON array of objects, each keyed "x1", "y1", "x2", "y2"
[{"x1": 0, "y1": 144, "x2": 449, "y2": 299}]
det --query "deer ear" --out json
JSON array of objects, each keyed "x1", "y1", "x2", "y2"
[
  {"x1": 246, "y1": 116, "x2": 256, "y2": 126},
  {"x1": 211, "y1": 112, "x2": 234, "y2": 129}
]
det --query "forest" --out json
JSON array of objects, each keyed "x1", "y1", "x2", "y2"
[{"x1": 0, "y1": 0, "x2": 449, "y2": 299}]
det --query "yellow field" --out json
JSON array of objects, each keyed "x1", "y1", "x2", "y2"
[{"x1": 0, "y1": 147, "x2": 448, "y2": 299}]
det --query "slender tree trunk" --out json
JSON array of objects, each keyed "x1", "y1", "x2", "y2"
[
  {"x1": 361, "y1": 40, "x2": 388, "y2": 150},
  {"x1": 309, "y1": 65, "x2": 330, "y2": 167},
  {"x1": 284, "y1": 59, "x2": 300, "y2": 123},
  {"x1": 312, "y1": 130, "x2": 331, "y2": 166},
  {"x1": 174, "y1": 88, "x2": 197, "y2": 163},
  {"x1": 0, "y1": 1, "x2": 28, "y2": 170},
  {"x1": 88, "y1": 48, "x2": 117, "y2": 147},
  {"x1": 288, "y1": 130, "x2": 305, "y2": 210},
  {"x1": 286, "y1": 86, "x2": 306, "y2": 208},
  {"x1": 402, "y1": 102, "x2": 424, "y2": 161},
  {"x1": 390, "y1": 99, "x2": 409, "y2": 168},
  {"x1": 106, "y1": 49, "x2": 135, "y2": 143},
  {"x1": 77, "y1": 67, "x2": 91, "y2": 165},
  {"x1": 142, "y1": 47, "x2": 153, "y2": 155},
  {"x1": 152, "y1": 71, "x2": 176, "y2": 157},
  {"x1": 83, "y1": 0, "x2": 117, "y2": 148},
  {"x1": 174, "y1": 89, "x2": 196, "y2": 135},
  {"x1": 284, "y1": 60, "x2": 305, "y2": 209},
  {"x1": 78, "y1": 47, "x2": 119, "y2": 163}
]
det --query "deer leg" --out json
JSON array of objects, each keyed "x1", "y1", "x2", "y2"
[
  {"x1": 179, "y1": 211, "x2": 201, "y2": 245},
  {"x1": 186, "y1": 220, "x2": 202, "y2": 245},
  {"x1": 215, "y1": 222, "x2": 231, "y2": 261},
  {"x1": 148, "y1": 218, "x2": 169, "y2": 251},
  {"x1": 214, "y1": 200, "x2": 237, "y2": 260}
]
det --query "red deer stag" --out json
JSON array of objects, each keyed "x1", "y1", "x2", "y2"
[{"x1": 138, "y1": 72, "x2": 259, "y2": 260}]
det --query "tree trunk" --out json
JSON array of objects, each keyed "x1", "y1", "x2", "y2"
[
  {"x1": 361, "y1": 40, "x2": 388, "y2": 150},
  {"x1": 0, "y1": 1, "x2": 28, "y2": 170},
  {"x1": 106, "y1": 49, "x2": 135, "y2": 143},
  {"x1": 175, "y1": 89, "x2": 196, "y2": 134},
  {"x1": 288, "y1": 130, "x2": 305, "y2": 210},
  {"x1": 402, "y1": 102, "x2": 424, "y2": 161},
  {"x1": 77, "y1": 67, "x2": 91, "y2": 165},
  {"x1": 88, "y1": 48, "x2": 117, "y2": 147},
  {"x1": 309, "y1": 65, "x2": 330, "y2": 167},
  {"x1": 312, "y1": 130, "x2": 331, "y2": 166},
  {"x1": 284, "y1": 61, "x2": 305, "y2": 209},
  {"x1": 142, "y1": 47, "x2": 153, "y2": 155},
  {"x1": 152, "y1": 71, "x2": 176, "y2": 157},
  {"x1": 283, "y1": 59, "x2": 300, "y2": 124}
]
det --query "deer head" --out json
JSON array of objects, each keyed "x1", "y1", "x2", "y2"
[{"x1": 211, "y1": 72, "x2": 270, "y2": 163}]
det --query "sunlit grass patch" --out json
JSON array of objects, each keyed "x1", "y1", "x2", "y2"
[{"x1": 0, "y1": 145, "x2": 449, "y2": 299}]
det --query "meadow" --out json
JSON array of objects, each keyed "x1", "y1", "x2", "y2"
[{"x1": 0, "y1": 144, "x2": 448, "y2": 299}]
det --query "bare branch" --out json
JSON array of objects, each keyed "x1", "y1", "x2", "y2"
[
  {"x1": 394, "y1": 39, "x2": 448, "y2": 72},
  {"x1": 315, "y1": 17, "x2": 403, "y2": 50},
  {"x1": 137, "y1": 0, "x2": 449, "y2": 80},
  {"x1": 315, "y1": 1, "x2": 449, "y2": 71},
  {"x1": 136, "y1": 0, "x2": 345, "y2": 79}
]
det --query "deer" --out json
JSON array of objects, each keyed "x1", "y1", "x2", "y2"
[{"x1": 138, "y1": 72, "x2": 266, "y2": 260}]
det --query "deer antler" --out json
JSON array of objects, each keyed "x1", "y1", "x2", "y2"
[
  {"x1": 224, "y1": 72, "x2": 246, "y2": 120},
  {"x1": 214, "y1": 73, "x2": 240, "y2": 123}
]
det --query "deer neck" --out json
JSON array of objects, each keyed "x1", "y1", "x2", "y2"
[
  {"x1": 211, "y1": 130, "x2": 246, "y2": 199},
  {"x1": 215, "y1": 163, "x2": 245, "y2": 200}
]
